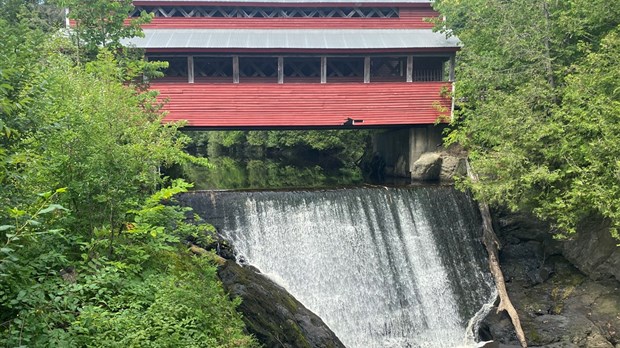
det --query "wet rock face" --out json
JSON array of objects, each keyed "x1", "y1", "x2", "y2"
[
  {"x1": 482, "y1": 211, "x2": 620, "y2": 347},
  {"x1": 217, "y1": 260, "x2": 345, "y2": 348},
  {"x1": 562, "y1": 219, "x2": 620, "y2": 282}
]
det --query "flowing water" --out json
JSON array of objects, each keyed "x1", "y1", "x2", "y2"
[{"x1": 182, "y1": 186, "x2": 495, "y2": 348}]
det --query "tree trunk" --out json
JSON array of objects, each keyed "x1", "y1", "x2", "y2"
[
  {"x1": 541, "y1": 0, "x2": 558, "y2": 106},
  {"x1": 466, "y1": 160, "x2": 528, "y2": 348}
]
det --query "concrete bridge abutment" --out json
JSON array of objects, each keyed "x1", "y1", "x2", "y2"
[{"x1": 372, "y1": 125, "x2": 446, "y2": 179}]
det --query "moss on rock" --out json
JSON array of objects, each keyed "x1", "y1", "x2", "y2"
[{"x1": 217, "y1": 260, "x2": 345, "y2": 348}]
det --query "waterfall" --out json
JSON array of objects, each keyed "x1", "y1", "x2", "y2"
[{"x1": 182, "y1": 186, "x2": 495, "y2": 348}]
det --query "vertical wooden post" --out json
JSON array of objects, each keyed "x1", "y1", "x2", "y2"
[
  {"x1": 364, "y1": 57, "x2": 371, "y2": 83},
  {"x1": 64, "y1": 8, "x2": 70, "y2": 29},
  {"x1": 320, "y1": 56, "x2": 327, "y2": 84},
  {"x1": 449, "y1": 54, "x2": 456, "y2": 82},
  {"x1": 277, "y1": 56, "x2": 284, "y2": 84},
  {"x1": 233, "y1": 55, "x2": 239, "y2": 83},
  {"x1": 188, "y1": 55, "x2": 194, "y2": 84},
  {"x1": 143, "y1": 55, "x2": 150, "y2": 83},
  {"x1": 406, "y1": 55, "x2": 413, "y2": 83}
]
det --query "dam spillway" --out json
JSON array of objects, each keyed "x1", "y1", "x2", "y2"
[{"x1": 181, "y1": 186, "x2": 495, "y2": 347}]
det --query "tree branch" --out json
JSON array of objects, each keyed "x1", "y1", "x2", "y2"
[{"x1": 466, "y1": 160, "x2": 528, "y2": 347}]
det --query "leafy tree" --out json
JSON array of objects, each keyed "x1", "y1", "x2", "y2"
[
  {"x1": 0, "y1": 14, "x2": 51, "y2": 213},
  {"x1": 22, "y1": 49, "x2": 188, "y2": 234},
  {"x1": 547, "y1": 29, "x2": 620, "y2": 237},
  {"x1": 0, "y1": 9, "x2": 257, "y2": 347},
  {"x1": 55, "y1": 0, "x2": 151, "y2": 60},
  {"x1": 0, "y1": 0, "x2": 64, "y2": 30},
  {"x1": 434, "y1": 0, "x2": 620, "y2": 236}
]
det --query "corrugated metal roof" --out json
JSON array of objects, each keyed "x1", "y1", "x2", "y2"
[{"x1": 124, "y1": 28, "x2": 459, "y2": 49}]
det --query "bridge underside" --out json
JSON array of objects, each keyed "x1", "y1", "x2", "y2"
[{"x1": 153, "y1": 82, "x2": 451, "y2": 128}]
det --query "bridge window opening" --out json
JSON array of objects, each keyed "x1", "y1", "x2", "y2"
[
  {"x1": 132, "y1": 6, "x2": 399, "y2": 19},
  {"x1": 239, "y1": 57, "x2": 278, "y2": 83},
  {"x1": 284, "y1": 58, "x2": 321, "y2": 83},
  {"x1": 194, "y1": 57, "x2": 233, "y2": 83},
  {"x1": 149, "y1": 56, "x2": 188, "y2": 82},
  {"x1": 147, "y1": 55, "x2": 454, "y2": 84},
  {"x1": 413, "y1": 56, "x2": 450, "y2": 82},
  {"x1": 371, "y1": 56, "x2": 407, "y2": 82},
  {"x1": 327, "y1": 58, "x2": 365, "y2": 82}
]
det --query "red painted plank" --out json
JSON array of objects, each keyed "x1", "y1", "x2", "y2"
[
  {"x1": 139, "y1": 16, "x2": 437, "y2": 29},
  {"x1": 129, "y1": 6, "x2": 439, "y2": 29},
  {"x1": 133, "y1": 2, "x2": 434, "y2": 9},
  {"x1": 149, "y1": 82, "x2": 452, "y2": 127}
]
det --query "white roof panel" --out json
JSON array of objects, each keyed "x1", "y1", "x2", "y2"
[{"x1": 124, "y1": 28, "x2": 459, "y2": 49}]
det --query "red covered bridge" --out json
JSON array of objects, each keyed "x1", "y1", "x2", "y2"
[{"x1": 126, "y1": 0, "x2": 459, "y2": 129}]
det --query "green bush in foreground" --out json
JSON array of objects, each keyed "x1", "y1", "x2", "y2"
[
  {"x1": 0, "y1": 6, "x2": 258, "y2": 346},
  {"x1": 1, "y1": 182, "x2": 258, "y2": 347}
]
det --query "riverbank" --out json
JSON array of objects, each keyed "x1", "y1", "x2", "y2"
[{"x1": 485, "y1": 211, "x2": 620, "y2": 347}]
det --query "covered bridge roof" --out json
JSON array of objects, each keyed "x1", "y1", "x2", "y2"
[{"x1": 125, "y1": 28, "x2": 459, "y2": 50}]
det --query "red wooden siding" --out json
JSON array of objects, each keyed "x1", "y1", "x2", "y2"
[
  {"x1": 151, "y1": 82, "x2": 451, "y2": 127},
  {"x1": 139, "y1": 10, "x2": 437, "y2": 29},
  {"x1": 133, "y1": 2, "x2": 433, "y2": 8},
  {"x1": 138, "y1": 9, "x2": 437, "y2": 29}
]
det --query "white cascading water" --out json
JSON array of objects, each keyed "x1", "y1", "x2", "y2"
[{"x1": 183, "y1": 186, "x2": 495, "y2": 348}]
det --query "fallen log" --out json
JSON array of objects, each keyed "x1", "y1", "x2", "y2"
[{"x1": 466, "y1": 160, "x2": 528, "y2": 348}]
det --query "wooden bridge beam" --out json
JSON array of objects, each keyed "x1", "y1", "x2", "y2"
[
  {"x1": 188, "y1": 55, "x2": 194, "y2": 83},
  {"x1": 406, "y1": 55, "x2": 413, "y2": 83},
  {"x1": 277, "y1": 56, "x2": 284, "y2": 84},
  {"x1": 233, "y1": 56, "x2": 239, "y2": 83}
]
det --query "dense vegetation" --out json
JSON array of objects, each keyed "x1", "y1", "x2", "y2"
[
  {"x1": 435, "y1": 0, "x2": 620, "y2": 237},
  {"x1": 0, "y1": 1, "x2": 257, "y2": 346}
]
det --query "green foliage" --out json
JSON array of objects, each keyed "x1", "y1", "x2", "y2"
[
  {"x1": 435, "y1": 0, "x2": 620, "y2": 236},
  {"x1": 548, "y1": 29, "x2": 620, "y2": 238},
  {"x1": 0, "y1": 0, "x2": 64, "y2": 30},
  {"x1": 16, "y1": 48, "x2": 188, "y2": 235},
  {"x1": 56, "y1": 0, "x2": 152, "y2": 59},
  {"x1": 70, "y1": 257, "x2": 254, "y2": 348},
  {"x1": 1, "y1": 183, "x2": 257, "y2": 347},
  {"x1": 0, "y1": 11, "x2": 255, "y2": 347}
]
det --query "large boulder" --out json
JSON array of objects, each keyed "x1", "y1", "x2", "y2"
[
  {"x1": 410, "y1": 151, "x2": 467, "y2": 182},
  {"x1": 440, "y1": 154, "x2": 467, "y2": 181},
  {"x1": 411, "y1": 152, "x2": 442, "y2": 181},
  {"x1": 562, "y1": 218, "x2": 620, "y2": 281},
  {"x1": 217, "y1": 260, "x2": 345, "y2": 348}
]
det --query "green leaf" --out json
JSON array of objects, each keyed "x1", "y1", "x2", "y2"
[
  {"x1": 39, "y1": 204, "x2": 69, "y2": 214},
  {"x1": 8, "y1": 208, "x2": 26, "y2": 218},
  {"x1": 37, "y1": 190, "x2": 53, "y2": 199},
  {"x1": 0, "y1": 225, "x2": 15, "y2": 231},
  {"x1": 26, "y1": 220, "x2": 41, "y2": 226}
]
